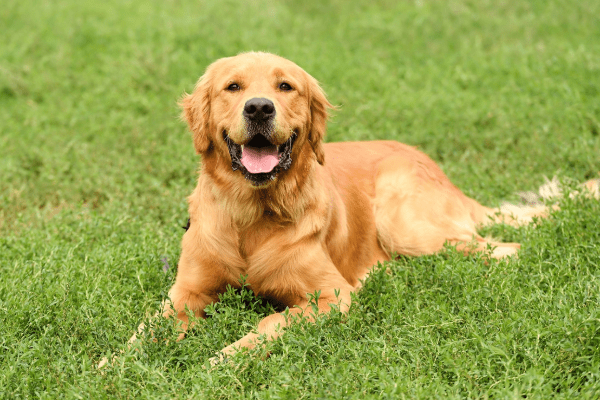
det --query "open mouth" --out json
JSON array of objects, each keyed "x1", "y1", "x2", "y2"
[{"x1": 224, "y1": 131, "x2": 296, "y2": 186}]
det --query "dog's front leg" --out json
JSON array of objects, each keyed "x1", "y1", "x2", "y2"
[
  {"x1": 128, "y1": 240, "x2": 239, "y2": 345},
  {"x1": 215, "y1": 248, "x2": 355, "y2": 362},
  {"x1": 98, "y1": 247, "x2": 233, "y2": 369},
  {"x1": 164, "y1": 246, "x2": 242, "y2": 338},
  {"x1": 216, "y1": 289, "x2": 350, "y2": 359}
]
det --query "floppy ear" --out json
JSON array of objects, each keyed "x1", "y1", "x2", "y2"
[
  {"x1": 180, "y1": 74, "x2": 212, "y2": 154},
  {"x1": 308, "y1": 75, "x2": 333, "y2": 165}
]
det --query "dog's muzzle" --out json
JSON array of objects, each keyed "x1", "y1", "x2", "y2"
[{"x1": 224, "y1": 98, "x2": 296, "y2": 187}]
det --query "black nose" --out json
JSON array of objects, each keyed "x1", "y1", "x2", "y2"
[{"x1": 243, "y1": 98, "x2": 275, "y2": 121}]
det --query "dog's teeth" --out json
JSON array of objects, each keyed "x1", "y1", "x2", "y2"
[{"x1": 241, "y1": 145, "x2": 244, "y2": 151}]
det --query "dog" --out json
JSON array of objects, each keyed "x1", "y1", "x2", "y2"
[{"x1": 141, "y1": 52, "x2": 599, "y2": 362}]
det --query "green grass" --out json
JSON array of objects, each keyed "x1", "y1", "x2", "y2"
[{"x1": 1, "y1": 0, "x2": 600, "y2": 398}]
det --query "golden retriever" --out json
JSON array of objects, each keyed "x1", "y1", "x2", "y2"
[{"x1": 153, "y1": 52, "x2": 598, "y2": 361}]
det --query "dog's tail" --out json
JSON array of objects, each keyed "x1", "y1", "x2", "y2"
[{"x1": 484, "y1": 176, "x2": 600, "y2": 227}]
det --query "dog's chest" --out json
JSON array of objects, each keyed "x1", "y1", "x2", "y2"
[{"x1": 237, "y1": 216, "x2": 285, "y2": 261}]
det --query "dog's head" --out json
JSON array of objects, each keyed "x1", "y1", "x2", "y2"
[{"x1": 181, "y1": 52, "x2": 332, "y2": 188}]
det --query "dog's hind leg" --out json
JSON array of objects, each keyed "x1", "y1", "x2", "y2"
[
  {"x1": 373, "y1": 155, "x2": 520, "y2": 259},
  {"x1": 481, "y1": 176, "x2": 600, "y2": 228},
  {"x1": 482, "y1": 203, "x2": 553, "y2": 228}
]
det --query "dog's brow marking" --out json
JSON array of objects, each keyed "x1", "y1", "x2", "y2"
[{"x1": 272, "y1": 67, "x2": 285, "y2": 77}]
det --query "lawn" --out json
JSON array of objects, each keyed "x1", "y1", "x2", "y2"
[{"x1": 1, "y1": 0, "x2": 600, "y2": 398}]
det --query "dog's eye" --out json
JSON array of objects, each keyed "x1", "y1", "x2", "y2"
[
  {"x1": 226, "y1": 83, "x2": 240, "y2": 91},
  {"x1": 278, "y1": 82, "x2": 293, "y2": 91}
]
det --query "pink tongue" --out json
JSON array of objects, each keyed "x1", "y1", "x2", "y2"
[{"x1": 241, "y1": 145, "x2": 279, "y2": 174}]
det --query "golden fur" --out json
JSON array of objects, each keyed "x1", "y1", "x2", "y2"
[{"x1": 155, "y1": 52, "x2": 598, "y2": 359}]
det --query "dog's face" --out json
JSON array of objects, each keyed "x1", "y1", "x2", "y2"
[{"x1": 182, "y1": 52, "x2": 331, "y2": 187}]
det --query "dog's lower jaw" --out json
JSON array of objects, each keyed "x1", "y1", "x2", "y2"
[{"x1": 246, "y1": 172, "x2": 278, "y2": 188}]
